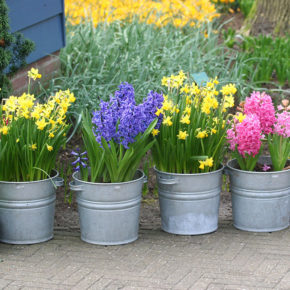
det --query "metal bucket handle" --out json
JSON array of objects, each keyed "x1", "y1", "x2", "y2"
[
  {"x1": 158, "y1": 176, "x2": 177, "y2": 185},
  {"x1": 54, "y1": 177, "x2": 64, "y2": 187},
  {"x1": 143, "y1": 175, "x2": 148, "y2": 184},
  {"x1": 69, "y1": 180, "x2": 84, "y2": 192}
]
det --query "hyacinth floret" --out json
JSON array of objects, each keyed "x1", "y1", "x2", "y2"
[
  {"x1": 71, "y1": 148, "x2": 88, "y2": 172},
  {"x1": 227, "y1": 114, "x2": 262, "y2": 158},
  {"x1": 273, "y1": 111, "x2": 290, "y2": 138},
  {"x1": 92, "y1": 83, "x2": 163, "y2": 149},
  {"x1": 244, "y1": 91, "x2": 276, "y2": 134}
]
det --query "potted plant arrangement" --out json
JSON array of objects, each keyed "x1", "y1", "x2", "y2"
[
  {"x1": 69, "y1": 83, "x2": 163, "y2": 245},
  {"x1": 0, "y1": 68, "x2": 75, "y2": 244},
  {"x1": 226, "y1": 92, "x2": 290, "y2": 232},
  {"x1": 152, "y1": 71, "x2": 237, "y2": 235}
]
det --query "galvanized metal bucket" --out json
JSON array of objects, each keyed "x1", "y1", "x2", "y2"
[
  {"x1": 69, "y1": 170, "x2": 146, "y2": 245},
  {"x1": 155, "y1": 166, "x2": 224, "y2": 235},
  {"x1": 226, "y1": 157, "x2": 290, "y2": 232},
  {"x1": 0, "y1": 171, "x2": 63, "y2": 244}
]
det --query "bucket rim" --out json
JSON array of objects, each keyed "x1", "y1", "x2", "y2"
[
  {"x1": 0, "y1": 169, "x2": 59, "y2": 184},
  {"x1": 72, "y1": 169, "x2": 145, "y2": 186},
  {"x1": 226, "y1": 157, "x2": 290, "y2": 175},
  {"x1": 153, "y1": 164, "x2": 224, "y2": 177}
]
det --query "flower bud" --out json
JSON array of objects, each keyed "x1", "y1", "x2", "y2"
[{"x1": 282, "y1": 99, "x2": 289, "y2": 107}]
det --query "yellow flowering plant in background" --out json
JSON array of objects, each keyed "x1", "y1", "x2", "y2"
[
  {"x1": 0, "y1": 69, "x2": 75, "y2": 181},
  {"x1": 65, "y1": 0, "x2": 220, "y2": 27},
  {"x1": 152, "y1": 71, "x2": 237, "y2": 173}
]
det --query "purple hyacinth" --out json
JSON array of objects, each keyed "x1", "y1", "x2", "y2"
[
  {"x1": 92, "y1": 83, "x2": 163, "y2": 149},
  {"x1": 71, "y1": 148, "x2": 88, "y2": 172}
]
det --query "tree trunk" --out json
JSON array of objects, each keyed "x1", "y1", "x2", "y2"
[{"x1": 243, "y1": 0, "x2": 290, "y2": 36}]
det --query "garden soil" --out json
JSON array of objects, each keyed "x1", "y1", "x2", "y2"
[{"x1": 54, "y1": 144, "x2": 232, "y2": 231}]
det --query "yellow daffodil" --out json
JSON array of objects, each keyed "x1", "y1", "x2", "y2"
[
  {"x1": 220, "y1": 83, "x2": 237, "y2": 96},
  {"x1": 213, "y1": 77, "x2": 219, "y2": 85},
  {"x1": 235, "y1": 113, "x2": 246, "y2": 123},
  {"x1": 155, "y1": 108, "x2": 163, "y2": 117},
  {"x1": 0, "y1": 126, "x2": 9, "y2": 135},
  {"x1": 173, "y1": 106, "x2": 180, "y2": 114},
  {"x1": 180, "y1": 114, "x2": 190, "y2": 125},
  {"x1": 180, "y1": 84, "x2": 190, "y2": 94},
  {"x1": 46, "y1": 145, "x2": 53, "y2": 152},
  {"x1": 31, "y1": 143, "x2": 37, "y2": 151},
  {"x1": 204, "y1": 157, "x2": 213, "y2": 167},
  {"x1": 163, "y1": 116, "x2": 173, "y2": 126},
  {"x1": 162, "y1": 100, "x2": 173, "y2": 111},
  {"x1": 177, "y1": 130, "x2": 188, "y2": 140},
  {"x1": 152, "y1": 129, "x2": 160, "y2": 136},
  {"x1": 222, "y1": 120, "x2": 226, "y2": 128},
  {"x1": 35, "y1": 119, "x2": 47, "y2": 130},
  {"x1": 184, "y1": 106, "x2": 191, "y2": 115},
  {"x1": 196, "y1": 130, "x2": 208, "y2": 139},
  {"x1": 186, "y1": 96, "x2": 192, "y2": 105},
  {"x1": 161, "y1": 76, "x2": 169, "y2": 87},
  {"x1": 223, "y1": 95, "x2": 235, "y2": 110},
  {"x1": 206, "y1": 81, "x2": 214, "y2": 89},
  {"x1": 28, "y1": 68, "x2": 42, "y2": 80},
  {"x1": 199, "y1": 157, "x2": 213, "y2": 170},
  {"x1": 199, "y1": 161, "x2": 205, "y2": 170}
]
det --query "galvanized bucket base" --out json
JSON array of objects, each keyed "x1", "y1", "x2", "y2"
[
  {"x1": 81, "y1": 236, "x2": 138, "y2": 246},
  {"x1": 233, "y1": 224, "x2": 289, "y2": 233},
  {"x1": 161, "y1": 224, "x2": 218, "y2": 236},
  {"x1": 227, "y1": 157, "x2": 290, "y2": 233},
  {"x1": 0, "y1": 235, "x2": 53, "y2": 245},
  {"x1": 0, "y1": 170, "x2": 63, "y2": 245},
  {"x1": 70, "y1": 170, "x2": 145, "y2": 246},
  {"x1": 155, "y1": 167, "x2": 223, "y2": 236}
]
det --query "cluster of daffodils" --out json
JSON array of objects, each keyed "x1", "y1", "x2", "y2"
[
  {"x1": 1, "y1": 89, "x2": 75, "y2": 144},
  {"x1": 152, "y1": 71, "x2": 236, "y2": 173},
  {"x1": 65, "y1": 0, "x2": 220, "y2": 27},
  {"x1": 227, "y1": 92, "x2": 290, "y2": 171},
  {"x1": 0, "y1": 68, "x2": 76, "y2": 182}
]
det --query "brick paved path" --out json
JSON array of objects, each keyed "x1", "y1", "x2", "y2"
[{"x1": 0, "y1": 220, "x2": 289, "y2": 290}]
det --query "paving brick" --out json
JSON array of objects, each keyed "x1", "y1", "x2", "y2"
[
  {"x1": 0, "y1": 279, "x2": 12, "y2": 288},
  {"x1": 0, "y1": 224, "x2": 289, "y2": 289}
]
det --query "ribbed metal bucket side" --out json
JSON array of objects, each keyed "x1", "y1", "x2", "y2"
[
  {"x1": 70, "y1": 170, "x2": 145, "y2": 245},
  {"x1": 0, "y1": 171, "x2": 63, "y2": 244},
  {"x1": 155, "y1": 167, "x2": 223, "y2": 235},
  {"x1": 227, "y1": 157, "x2": 290, "y2": 232}
]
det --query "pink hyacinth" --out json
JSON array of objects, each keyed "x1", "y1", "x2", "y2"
[
  {"x1": 273, "y1": 111, "x2": 290, "y2": 138},
  {"x1": 226, "y1": 119, "x2": 239, "y2": 151},
  {"x1": 227, "y1": 114, "x2": 262, "y2": 157},
  {"x1": 244, "y1": 91, "x2": 276, "y2": 134}
]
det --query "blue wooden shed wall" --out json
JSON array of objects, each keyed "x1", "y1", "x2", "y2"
[{"x1": 6, "y1": 0, "x2": 66, "y2": 64}]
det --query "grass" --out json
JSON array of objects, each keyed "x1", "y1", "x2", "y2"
[{"x1": 40, "y1": 17, "x2": 279, "y2": 119}]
